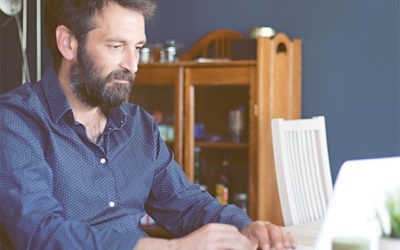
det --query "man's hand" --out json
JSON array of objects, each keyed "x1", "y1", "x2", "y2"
[
  {"x1": 240, "y1": 221, "x2": 297, "y2": 250},
  {"x1": 135, "y1": 223, "x2": 256, "y2": 250},
  {"x1": 171, "y1": 223, "x2": 256, "y2": 250}
]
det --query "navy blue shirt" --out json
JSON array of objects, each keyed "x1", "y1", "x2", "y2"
[{"x1": 0, "y1": 67, "x2": 252, "y2": 250}]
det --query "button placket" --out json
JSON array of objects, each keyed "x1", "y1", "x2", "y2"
[{"x1": 98, "y1": 156, "x2": 117, "y2": 208}]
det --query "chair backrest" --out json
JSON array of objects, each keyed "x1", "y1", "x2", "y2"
[
  {"x1": 178, "y1": 29, "x2": 245, "y2": 61},
  {"x1": 271, "y1": 116, "x2": 333, "y2": 226}
]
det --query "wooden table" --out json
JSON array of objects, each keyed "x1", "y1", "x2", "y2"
[
  {"x1": 285, "y1": 220, "x2": 321, "y2": 250},
  {"x1": 142, "y1": 220, "x2": 322, "y2": 249}
]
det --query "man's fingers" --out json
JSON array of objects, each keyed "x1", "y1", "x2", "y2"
[
  {"x1": 265, "y1": 223, "x2": 284, "y2": 249},
  {"x1": 280, "y1": 226, "x2": 296, "y2": 249},
  {"x1": 246, "y1": 221, "x2": 272, "y2": 249},
  {"x1": 241, "y1": 221, "x2": 297, "y2": 250}
]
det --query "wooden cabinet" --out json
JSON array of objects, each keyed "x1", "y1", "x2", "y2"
[
  {"x1": 130, "y1": 33, "x2": 301, "y2": 225},
  {"x1": 252, "y1": 34, "x2": 302, "y2": 225}
]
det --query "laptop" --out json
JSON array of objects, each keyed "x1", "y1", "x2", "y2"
[{"x1": 314, "y1": 156, "x2": 400, "y2": 250}]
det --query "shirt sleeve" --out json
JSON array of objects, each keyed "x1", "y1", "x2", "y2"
[
  {"x1": 0, "y1": 100, "x2": 139, "y2": 249},
  {"x1": 144, "y1": 131, "x2": 252, "y2": 237}
]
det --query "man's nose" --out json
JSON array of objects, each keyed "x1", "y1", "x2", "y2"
[{"x1": 120, "y1": 47, "x2": 139, "y2": 73}]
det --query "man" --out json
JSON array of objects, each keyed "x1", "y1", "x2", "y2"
[{"x1": 0, "y1": 0, "x2": 296, "y2": 249}]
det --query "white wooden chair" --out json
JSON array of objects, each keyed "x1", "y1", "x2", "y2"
[{"x1": 271, "y1": 116, "x2": 333, "y2": 226}]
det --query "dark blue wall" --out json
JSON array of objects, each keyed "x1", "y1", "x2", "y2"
[{"x1": 145, "y1": 0, "x2": 400, "y2": 181}]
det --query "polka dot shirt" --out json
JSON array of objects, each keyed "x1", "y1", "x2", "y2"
[{"x1": 0, "y1": 67, "x2": 252, "y2": 249}]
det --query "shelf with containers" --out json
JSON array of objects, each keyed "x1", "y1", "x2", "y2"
[{"x1": 184, "y1": 61, "x2": 255, "y2": 214}]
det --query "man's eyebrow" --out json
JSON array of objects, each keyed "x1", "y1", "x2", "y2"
[{"x1": 104, "y1": 38, "x2": 146, "y2": 45}]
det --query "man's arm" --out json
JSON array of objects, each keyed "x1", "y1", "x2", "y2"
[
  {"x1": 142, "y1": 133, "x2": 252, "y2": 236},
  {"x1": 0, "y1": 100, "x2": 139, "y2": 249}
]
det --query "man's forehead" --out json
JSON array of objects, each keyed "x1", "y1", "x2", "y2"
[
  {"x1": 88, "y1": 4, "x2": 146, "y2": 41},
  {"x1": 92, "y1": 3, "x2": 145, "y2": 29}
]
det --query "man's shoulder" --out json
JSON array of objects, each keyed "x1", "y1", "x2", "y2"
[
  {"x1": 0, "y1": 83, "x2": 41, "y2": 110},
  {"x1": 0, "y1": 83, "x2": 46, "y2": 135}
]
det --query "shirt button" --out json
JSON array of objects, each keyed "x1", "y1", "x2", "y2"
[
  {"x1": 109, "y1": 201, "x2": 115, "y2": 207},
  {"x1": 100, "y1": 158, "x2": 106, "y2": 164}
]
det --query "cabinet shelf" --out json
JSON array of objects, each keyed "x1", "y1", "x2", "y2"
[{"x1": 195, "y1": 141, "x2": 248, "y2": 149}]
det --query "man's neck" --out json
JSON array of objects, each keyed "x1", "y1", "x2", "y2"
[
  {"x1": 67, "y1": 91, "x2": 108, "y2": 144},
  {"x1": 74, "y1": 107, "x2": 107, "y2": 144}
]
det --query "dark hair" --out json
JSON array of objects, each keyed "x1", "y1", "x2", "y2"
[{"x1": 44, "y1": 0, "x2": 156, "y2": 70}]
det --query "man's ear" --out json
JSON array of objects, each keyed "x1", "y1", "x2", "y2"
[{"x1": 55, "y1": 25, "x2": 78, "y2": 61}]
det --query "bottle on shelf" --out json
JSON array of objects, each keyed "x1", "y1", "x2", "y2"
[
  {"x1": 228, "y1": 106, "x2": 246, "y2": 143},
  {"x1": 215, "y1": 156, "x2": 230, "y2": 205},
  {"x1": 194, "y1": 147, "x2": 207, "y2": 191},
  {"x1": 152, "y1": 111, "x2": 174, "y2": 142},
  {"x1": 165, "y1": 113, "x2": 175, "y2": 142},
  {"x1": 233, "y1": 193, "x2": 248, "y2": 214}
]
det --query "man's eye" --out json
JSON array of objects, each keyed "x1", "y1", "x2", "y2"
[{"x1": 109, "y1": 44, "x2": 123, "y2": 50}]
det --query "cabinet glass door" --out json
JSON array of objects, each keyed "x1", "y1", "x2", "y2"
[
  {"x1": 130, "y1": 64, "x2": 184, "y2": 165},
  {"x1": 192, "y1": 85, "x2": 250, "y2": 204},
  {"x1": 184, "y1": 62, "x2": 256, "y2": 215},
  {"x1": 130, "y1": 85, "x2": 175, "y2": 145}
]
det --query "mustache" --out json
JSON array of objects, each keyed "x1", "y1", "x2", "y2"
[{"x1": 107, "y1": 70, "x2": 136, "y2": 82}]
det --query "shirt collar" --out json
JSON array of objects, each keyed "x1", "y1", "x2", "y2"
[
  {"x1": 41, "y1": 66, "x2": 72, "y2": 124},
  {"x1": 104, "y1": 105, "x2": 128, "y2": 131}
]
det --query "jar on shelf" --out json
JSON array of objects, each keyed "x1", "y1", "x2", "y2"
[{"x1": 233, "y1": 193, "x2": 248, "y2": 214}]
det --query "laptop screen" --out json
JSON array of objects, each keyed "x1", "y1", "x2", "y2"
[{"x1": 315, "y1": 156, "x2": 400, "y2": 250}]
